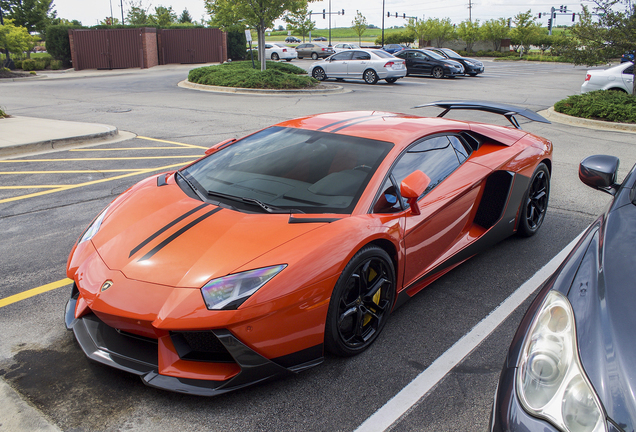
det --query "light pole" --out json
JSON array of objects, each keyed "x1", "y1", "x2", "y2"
[
  {"x1": 381, "y1": 0, "x2": 385, "y2": 47},
  {"x1": 329, "y1": 0, "x2": 332, "y2": 46}
]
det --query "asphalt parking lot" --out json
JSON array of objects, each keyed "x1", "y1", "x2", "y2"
[{"x1": 1, "y1": 59, "x2": 634, "y2": 432}]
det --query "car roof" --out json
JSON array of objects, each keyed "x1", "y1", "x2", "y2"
[{"x1": 273, "y1": 111, "x2": 528, "y2": 149}]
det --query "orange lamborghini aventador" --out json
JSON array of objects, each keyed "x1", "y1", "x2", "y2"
[{"x1": 65, "y1": 101, "x2": 552, "y2": 395}]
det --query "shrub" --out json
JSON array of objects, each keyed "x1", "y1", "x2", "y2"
[
  {"x1": 51, "y1": 59, "x2": 62, "y2": 70},
  {"x1": 554, "y1": 90, "x2": 636, "y2": 123},
  {"x1": 227, "y1": 28, "x2": 247, "y2": 60},
  {"x1": 13, "y1": 60, "x2": 23, "y2": 69},
  {"x1": 46, "y1": 25, "x2": 83, "y2": 67},
  {"x1": 188, "y1": 61, "x2": 316, "y2": 89},
  {"x1": 0, "y1": 106, "x2": 6, "y2": 118},
  {"x1": 21, "y1": 59, "x2": 36, "y2": 71},
  {"x1": 34, "y1": 60, "x2": 46, "y2": 70}
]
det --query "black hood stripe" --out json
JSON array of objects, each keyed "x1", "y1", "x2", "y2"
[
  {"x1": 129, "y1": 203, "x2": 210, "y2": 258},
  {"x1": 331, "y1": 117, "x2": 379, "y2": 133},
  {"x1": 317, "y1": 114, "x2": 377, "y2": 131},
  {"x1": 138, "y1": 207, "x2": 222, "y2": 262}
]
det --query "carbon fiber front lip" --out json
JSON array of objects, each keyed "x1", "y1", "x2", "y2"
[{"x1": 65, "y1": 297, "x2": 294, "y2": 396}]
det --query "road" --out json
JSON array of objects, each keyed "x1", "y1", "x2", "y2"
[{"x1": 0, "y1": 59, "x2": 632, "y2": 432}]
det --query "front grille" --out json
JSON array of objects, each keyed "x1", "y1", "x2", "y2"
[{"x1": 170, "y1": 331, "x2": 234, "y2": 363}]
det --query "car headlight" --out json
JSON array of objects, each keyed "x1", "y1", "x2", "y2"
[
  {"x1": 464, "y1": 60, "x2": 475, "y2": 66},
  {"x1": 517, "y1": 290, "x2": 606, "y2": 432},
  {"x1": 201, "y1": 265, "x2": 287, "y2": 310},
  {"x1": 79, "y1": 206, "x2": 109, "y2": 244}
]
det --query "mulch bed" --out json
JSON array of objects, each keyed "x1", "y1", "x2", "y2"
[{"x1": 0, "y1": 70, "x2": 34, "y2": 79}]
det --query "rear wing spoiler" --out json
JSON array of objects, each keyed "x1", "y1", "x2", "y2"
[{"x1": 414, "y1": 101, "x2": 550, "y2": 130}]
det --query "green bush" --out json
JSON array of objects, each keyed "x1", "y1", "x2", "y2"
[
  {"x1": 51, "y1": 59, "x2": 62, "y2": 70},
  {"x1": 227, "y1": 28, "x2": 247, "y2": 60},
  {"x1": 34, "y1": 60, "x2": 46, "y2": 70},
  {"x1": 13, "y1": 60, "x2": 22, "y2": 69},
  {"x1": 46, "y1": 25, "x2": 84, "y2": 67},
  {"x1": 554, "y1": 90, "x2": 636, "y2": 123},
  {"x1": 21, "y1": 59, "x2": 36, "y2": 71},
  {"x1": 188, "y1": 61, "x2": 317, "y2": 89}
]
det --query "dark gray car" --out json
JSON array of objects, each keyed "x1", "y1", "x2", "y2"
[{"x1": 295, "y1": 43, "x2": 334, "y2": 60}]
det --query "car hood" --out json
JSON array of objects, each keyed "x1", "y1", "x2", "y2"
[
  {"x1": 92, "y1": 178, "x2": 322, "y2": 288},
  {"x1": 568, "y1": 200, "x2": 636, "y2": 431}
]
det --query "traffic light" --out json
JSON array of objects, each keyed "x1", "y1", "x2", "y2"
[
  {"x1": 387, "y1": 11, "x2": 390, "y2": 17},
  {"x1": 395, "y1": 12, "x2": 398, "y2": 18},
  {"x1": 322, "y1": 9, "x2": 325, "y2": 18},
  {"x1": 553, "y1": 12, "x2": 556, "y2": 18},
  {"x1": 547, "y1": 18, "x2": 552, "y2": 30},
  {"x1": 572, "y1": 12, "x2": 576, "y2": 22},
  {"x1": 403, "y1": 13, "x2": 406, "y2": 18},
  {"x1": 342, "y1": 9, "x2": 344, "y2": 15},
  {"x1": 538, "y1": 12, "x2": 541, "y2": 18}
]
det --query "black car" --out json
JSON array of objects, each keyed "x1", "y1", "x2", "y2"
[
  {"x1": 425, "y1": 47, "x2": 485, "y2": 76},
  {"x1": 313, "y1": 36, "x2": 327, "y2": 41},
  {"x1": 490, "y1": 155, "x2": 636, "y2": 432},
  {"x1": 394, "y1": 49, "x2": 464, "y2": 78},
  {"x1": 285, "y1": 36, "x2": 301, "y2": 43}
]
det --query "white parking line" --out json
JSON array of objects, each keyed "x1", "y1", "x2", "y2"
[{"x1": 354, "y1": 231, "x2": 584, "y2": 432}]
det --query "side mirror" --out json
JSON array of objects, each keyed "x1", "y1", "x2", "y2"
[
  {"x1": 579, "y1": 155, "x2": 620, "y2": 195},
  {"x1": 205, "y1": 138, "x2": 236, "y2": 155},
  {"x1": 400, "y1": 170, "x2": 430, "y2": 215}
]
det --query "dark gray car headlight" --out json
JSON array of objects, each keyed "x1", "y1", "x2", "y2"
[
  {"x1": 517, "y1": 290, "x2": 606, "y2": 432},
  {"x1": 201, "y1": 265, "x2": 287, "y2": 310}
]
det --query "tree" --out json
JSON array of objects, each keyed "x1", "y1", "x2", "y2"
[
  {"x1": 429, "y1": 18, "x2": 455, "y2": 47},
  {"x1": 406, "y1": 18, "x2": 433, "y2": 47},
  {"x1": 1, "y1": 0, "x2": 56, "y2": 35},
  {"x1": 284, "y1": 4, "x2": 314, "y2": 42},
  {"x1": 148, "y1": 6, "x2": 177, "y2": 26},
  {"x1": 564, "y1": 1, "x2": 635, "y2": 94},
  {"x1": 179, "y1": 8, "x2": 193, "y2": 24},
  {"x1": 510, "y1": 10, "x2": 541, "y2": 54},
  {"x1": 481, "y1": 18, "x2": 510, "y2": 51},
  {"x1": 456, "y1": 19, "x2": 480, "y2": 52},
  {"x1": 99, "y1": 17, "x2": 121, "y2": 25},
  {"x1": 205, "y1": 0, "x2": 308, "y2": 71},
  {"x1": 126, "y1": 0, "x2": 150, "y2": 25},
  {"x1": 351, "y1": 11, "x2": 367, "y2": 45},
  {"x1": 0, "y1": 19, "x2": 36, "y2": 66}
]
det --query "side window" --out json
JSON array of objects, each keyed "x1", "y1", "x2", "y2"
[
  {"x1": 373, "y1": 177, "x2": 403, "y2": 213},
  {"x1": 449, "y1": 136, "x2": 471, "y2": 163},
  {"x1": 333, "y1": 51, "x2": 353, "y2": 61},
  {"x1": 391, "y1": 136, "x2": 462, "y2": 199},
  {"x1": 352, "y1": 51, "x2": 371, "y2": 60},
  {"x1": 624, "y1": 65, "x2": 634, "y2": 75}
]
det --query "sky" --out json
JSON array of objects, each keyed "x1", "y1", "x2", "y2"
[{"x1": 53, "y1": 0, "x2": 585, "y2": 28}]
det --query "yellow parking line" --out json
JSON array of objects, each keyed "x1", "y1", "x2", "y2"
[
  {"x1": 0, "y1": 161, "x2": 193, "y2": 204},
  {"x1": 0, "y1": 156, "x2": 198, "y2": 163},
  {"x1": 137, "y1": 136, "x2": 208, "y2": 150},
  {"x1": 0, "y1": 278, "x2": 73, "y2": 309}
]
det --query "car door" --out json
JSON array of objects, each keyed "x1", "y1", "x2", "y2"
[
  {"x1": 387, "y1": 135, "x2": 491, "y2": 291},
  {"x1": 326, "y1": 51, "x2": 353, "y2": 78},
  {"x1": 414, "y1": 51, "x2": 434, "y2": 75},
  {"x1": 347, "y1": 51, "x2": 371, "y2": 78},
  {"x1": 296, "y1": 44, "x2": 310, "y2": 58},
  {"x1": 622, "y1": 64, "x2": 634, "y2": 93},
  {"x1": 394, "y1": 51, "x2": 411, "y2": 73}
]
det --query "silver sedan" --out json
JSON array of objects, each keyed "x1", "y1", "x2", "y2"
[
  {"x1": 309, "y1": 49, "x2": 406, "y2": 84},
  {"x1": 581, "y1": 62, "x2": 634, "y2": 94}
]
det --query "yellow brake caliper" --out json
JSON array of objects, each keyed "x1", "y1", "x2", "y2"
[{"x1": 363, "y1": 268, "x2": 380, "y2": 326}]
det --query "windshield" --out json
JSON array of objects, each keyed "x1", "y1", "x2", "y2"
[
  {"x1": 374, "y1": 50, "x2": 395, "y2": 58},
  {"x1": 441, "y1": 48, "x2": 461, "y2": 58},
  {"x1": 182, "y1": 127, "x2": 393, "y2": 214},
  {"x1": 425, "y1": 50, "x2": 446, "y2": 60}
]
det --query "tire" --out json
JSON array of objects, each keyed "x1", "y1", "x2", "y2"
[
  {"x1": 325, "y1": 246, "x2": 396, "y2": 357},
  {"x1": 432, "y1": 66, "x2": 444, "y2": 79},
  {"x1": 517, "y1": 163, "x2": 550, "y2": 237},
  {"x1": 311, "y1": 52, "x2": 319, "y2": 60},
  {"x1": 468, "y1": 73, "x2": 477, "y2": 77},
  {"x1": 385, "y1": 77, "x2": 398, "y2": 83},
  {"x1": 363, "y1": 69, "x2": 378, "y2": 84},
  {"x1": 298, "y1": 56, "x2": 303, "y2": 59},
  {"x1": 312, "y1": 67, "x2": 327, "y2": 81},
  {"x1": 271, "y1": 52, "x2": 279, "y2": 61},
  {"x1": 286, "y1": 58, "x2": 292, "y2": 62}
]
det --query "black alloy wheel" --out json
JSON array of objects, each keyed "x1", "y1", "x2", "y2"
[
  {"x1": 271, "y1": 52, "x2": 279, "y2": 61},
  {"x1": 518, "y1": 163, "x2": 550, "y2": 237},
  {"x1": 432, "y1": 66, "x2": 444, "y2": 78},
  {"x1": 311, "y1": 52, "x2": 319, "y2": 60},
  {"x1": 363, "y1": 69, "x2": 378, "y2": 84},
  {"x1": 325, "y1": 246, "x2": 396, "y2": 356},
  {"x1": 312, "y1": 67, "x2": 326, "y2": 81}
]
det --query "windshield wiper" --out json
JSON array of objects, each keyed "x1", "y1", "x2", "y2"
[
  {"x1": 206, "y1": 190, "x2": 304, "y2": 214},
  {"x1": 176, "y1": 171, "x2": 207, "y2": 202}
]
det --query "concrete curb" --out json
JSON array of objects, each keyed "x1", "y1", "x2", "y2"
[
  {"x1": 540, "y1": 107, "x2": 636, "y2": 134},
  {"x1": 178, "y1": 79, "x2": 350, "y2": 95},
  {"x1": 0, "y1": 128, "x2": 120, "y2": 159},
  {"x1": 0, "y1": 378, "x2": 62, "y2": 432}
]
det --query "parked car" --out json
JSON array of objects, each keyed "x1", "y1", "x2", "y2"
[
  {"x1": 581, "y1": 62, "x2": 634, "y2": 94},
  {"x1": 295, "y1": 42, "x2": 334, "y2": 60},
  {"x1": 490, "y1": 154, "x2": 636, "y2": 432},
  {"x1": 333, "y1": 43, "x2": 360, "y2": 53},
  {"x1": 313, "y1": 36, "x2": 327, "y2": 41},
  {"x1": 65, "y1": 101, "x2": 552, "y2": 397},
  {"x1": 264, "y1": 43, "x2": 297, "y2": 61},
  {"x1": 621, "y1": 52, "x2": 634, "y2": 63},
  {"x1": 394, "y1": 49, "x2": 464, "y2": 78},
  {"x1": 285, "y1": 36, "x2": 301, "y2": 43},
  {"x1": 425, "y1": 47, "x2": 484, "y2": 76},
  {"x1": 309, "y1": 49, "x2": 406, "y2": 84},
  {"x1": 382, "y1": 44, "x2": 406, "y2": 54}
]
